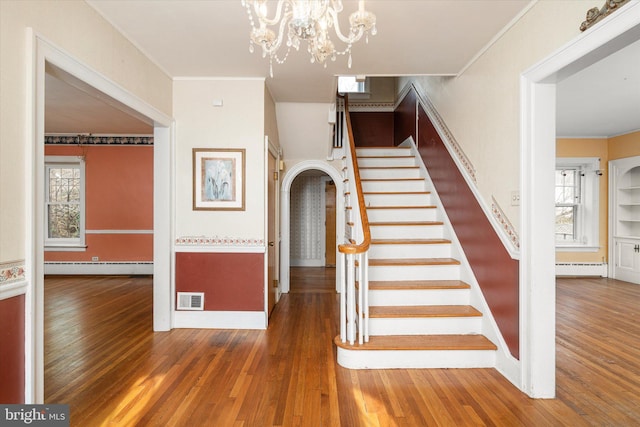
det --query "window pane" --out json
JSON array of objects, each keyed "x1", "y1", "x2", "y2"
[
  {"x1": 555, "y1": 169, "x2": 579, "y2": 204},
  {"x1": 555, "y1": 206, "x2": 575, "y2": 241},
  {"x1": 338, "y1": 76, "x2": 365, "y2": 93},
  {"x1": 48, "y1": 204, "x2": 80, "y2": 238},
  {"x1": 49, "y1": 167, "x2": 80, "y2": 202}
]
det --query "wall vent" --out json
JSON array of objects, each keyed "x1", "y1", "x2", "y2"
[{"x1": 177, "y1": 292, "x2": 204, "y2": 310}]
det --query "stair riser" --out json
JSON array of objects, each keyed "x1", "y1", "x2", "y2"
[
  {"x1": 361, "y1": 180, "x2": 426, "y2": 192},
  {"x1": 368, "y1": 289, "x2": 471, "y2": 306},
  {"x1": 369, "y1": 244, "x2": 452, "y2": 259},
  {"x1": 337, "y1": 348, "x2": 496, "y2": 369},
  {"x1": 370, "y1": 225, "x2": 444, "y2": 239},
  {"x1": 367, "y1": 208, "x2": 437, "y2": 222},
  {"x1": 367, "y1": 317, "x2": 482, "y2": 336},
  {"x1": 365, "y1": 193, "x2": 431, "y2": 207},
  {"x1": 356, "y1": 148, "x2": 413, "y2": 157},
  {"x1": 359, "y1": 168, "x2": 422, "y2": 179},
  {"x1": 358, "y1": 157, "x2": 416, "y2": 168},
  {"x1": 368, "y1": 265, "x2": 460, "y2": 281}
]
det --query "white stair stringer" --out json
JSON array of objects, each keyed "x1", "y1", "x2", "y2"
[{"x1": 336, "y1": 146, "x2": 500, "y2": 370}]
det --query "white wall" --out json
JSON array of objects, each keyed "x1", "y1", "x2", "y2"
[
  {"x1": 399, "y1": 1, "x2": 591, "y2": 233},
  {"x1": 173, "y1": 78, "x2": 266, "y2": 240},
  {"x1": 0, "y1": 0, "x2": 172, "y2": 263},
  {"x1": 276, "y1": 102, "x2": 341, "y2": 169}
]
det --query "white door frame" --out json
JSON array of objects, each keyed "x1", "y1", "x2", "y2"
[
  {"x1": 26, "y1": 30, "x2": 174, "y2": 402},
  {"x1": 280, "y1": 161, "x2": 344, "y2": 293},
  {"x1": 520, "y1": 5, "x2": 640, "y2": 397}
]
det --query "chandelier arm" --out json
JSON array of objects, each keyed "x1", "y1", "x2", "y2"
[
  {"x1": 330, "y1": 0, "x2": 344, "y2": 14},
  {"x1": 251, "y1": 0, "x2": 288, "y2": 27},
  {"x1": 328, "y1": 8, "x2": 364, "y2": 44},
  {"x1": 270, "y1": 10, "x2": 292, "y2": 53}
]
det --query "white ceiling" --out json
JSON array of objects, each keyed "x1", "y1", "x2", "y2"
[
  {"x1": 556, "y1": 37, "x2": 640, "y2": 138},
  {"x1": 45, "y1": 0, "x2": 639, "y2": 139}
]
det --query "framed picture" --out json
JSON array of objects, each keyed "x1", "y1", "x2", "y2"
[{"x1": 193, "y1": 148, "x2": 245, "y2": 211}]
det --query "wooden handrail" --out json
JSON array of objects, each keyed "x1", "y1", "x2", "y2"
[{"x1": 338, "y1": 94, "x2": 371, "y2": 255}]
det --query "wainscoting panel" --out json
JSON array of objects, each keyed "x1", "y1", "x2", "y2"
[
  {"x1": 0, "y1": 294, "x2": 25, "y2": 403},
  {"x1": 175, "y1": 252, "x2": 264, "y2": 311}
]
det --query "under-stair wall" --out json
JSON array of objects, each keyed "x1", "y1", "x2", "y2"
[{"x1": 395, "y1": 84, "x2": 520, "y2": 360}]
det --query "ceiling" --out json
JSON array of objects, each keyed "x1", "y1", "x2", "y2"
[
  {"x1": 45, "y1": 0, "x2": 639, "y2": 138},
  {"x1": 556, "y1": 37, "x2": 640, "y2": 138}
]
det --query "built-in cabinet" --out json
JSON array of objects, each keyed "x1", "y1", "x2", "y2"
[{"x1": 610, "y1": 156, "x2": 640, "y2": 284}]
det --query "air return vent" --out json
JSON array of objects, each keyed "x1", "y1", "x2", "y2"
[{"x1": 177, "y1": 292, "x2": 204, "y2": 310}]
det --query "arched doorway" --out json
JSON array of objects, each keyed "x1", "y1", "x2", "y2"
[{"x1": 280, "y1": 161, "x2": 344, "y2": 294}]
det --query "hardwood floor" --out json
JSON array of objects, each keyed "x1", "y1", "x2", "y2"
[{"x1": 44, "y1": 271, "x2": 640, "y2": 426}]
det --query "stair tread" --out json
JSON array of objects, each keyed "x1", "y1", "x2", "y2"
[
  {"x1": 369, "y1": 305, "x2": 482, "y2": 318},
  {"x1": 364, "y1": 191, "x2": 430, "y2": 195},
  {"x1": 368, "y1": 258, "x2": 460, "y2": 266},
  {"x1": 334, "y1": 334, "x2": 497, "y2": 351},
  {"x1": 371, "y1": 238, "x2": 450, "y2": 245},
  {"x1": 367, "y1": 280, "x2": 471, "y2": 290},
  {"x1": 358, "y1": 155, "x2": 413, "y2": 159},
  {"x1": 367, "y1": 205, "x2": 436, "y2": 210},
  {"x1": 369, "y1": 221, "x2": 443, "y2": 226},
  {"x1": 361, "y1": 178, "x2": 423, "y2": 182},
  {"x1": 359, "y1": 166, "x2": 419, "y2": 169}
]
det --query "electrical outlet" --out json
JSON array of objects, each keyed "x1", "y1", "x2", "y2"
[
  {"x1": 92, "y1": 256, "x2": 99, "y2": 261},
  {"x1": 511, "y1": 191, "x2": 520, "y2": 206}
]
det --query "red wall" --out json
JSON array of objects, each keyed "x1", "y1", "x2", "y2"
[
  {"x1": 350, "y1": 112, "x2": 394, "y2": 147},
  {"x1": 44, "y1": 145, "x2": 153, "y2": 262},
  {"x1": 0, "y1": 294, "x2": 25, "y2": 403},
  {"x1": 394, "y1": 87, "x2": 520, "y2": 359},
  {"x1": 394, "y1": 89, "x2": 417, "y2": 146},
  {"x1": 175, "y1": 253, "x2": 264, "y2": 311}
]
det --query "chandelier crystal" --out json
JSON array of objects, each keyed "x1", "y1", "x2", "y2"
[{"x1": 241, "y1": 0, "x2": 377, "y2": 77}]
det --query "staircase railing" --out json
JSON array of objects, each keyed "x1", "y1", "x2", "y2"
[{"x1": 337, "y1": 94, "x2": 371, "y2": 346}]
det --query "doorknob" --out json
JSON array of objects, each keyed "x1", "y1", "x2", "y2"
[{"x1": 268, "y1": 241, "x2": 274, "y2": 247}]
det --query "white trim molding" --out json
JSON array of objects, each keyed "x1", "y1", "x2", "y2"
[
  {"x1": 44, "y1": 261, "x2": 153, "y2": 275},
  {"x1": 280, "y1": 160, "x2": 344, "y2": 294},
  {"x1": 174, "y1": 310, "x2": 266, "y2": 329},
  {"x1": 519, "y1": 2, "x2": 640, "y2": 398}
]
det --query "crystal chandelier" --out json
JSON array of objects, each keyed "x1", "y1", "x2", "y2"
[{"x1": 241, "y1": 0, "x2": 377, "y2": 76}]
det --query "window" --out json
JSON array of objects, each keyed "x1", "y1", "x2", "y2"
[
  {"x1": 337, "y1": 76, "x2": 369, "y2": 98},
  {"x1": 555, "y1": 157, "x2": 600, "y2": 251},
  {"x1": 45, "y1": 156, "x2": 86, "y2": 250}
]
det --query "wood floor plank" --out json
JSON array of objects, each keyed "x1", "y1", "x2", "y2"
[{"x1": 44, "y1": 272, "x2": 640, "y2": 426}]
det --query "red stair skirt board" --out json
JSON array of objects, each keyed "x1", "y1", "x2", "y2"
[
  {"x1": 393, "y1": 88, "x2": 519, "y2": 360},
  {"x1": 175, "y1": 252, "x2": 264, "y2": 311},
  {"x1": 0, "y1": 294, "x2": 25, "y2": 403}
]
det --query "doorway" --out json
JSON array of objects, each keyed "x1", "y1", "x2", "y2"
[
  {"x1": 280, "y1": 161, "x2": 344, "y2": 294},
  {"x1": 28, "y1": 33, "x2": 173, "y2": 402},
  {"x1": 520, "y1": 7, "x2": 640, "y2": 397}
]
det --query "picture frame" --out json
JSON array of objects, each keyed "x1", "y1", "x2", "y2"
[{"x1": 193, "y1": 148, "x2": 245, "y2": 211}]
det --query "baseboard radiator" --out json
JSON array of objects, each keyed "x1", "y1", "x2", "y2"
[
  {"x1": 44, "y1": 261, "x2": 153, "y2": 275},
  {"x1": 555, "y1": 262, "x2": 608, "y2": 277}
]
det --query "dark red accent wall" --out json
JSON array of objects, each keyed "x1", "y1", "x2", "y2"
[
  {"x1": 350, "y1": 112, "x2": 394, "y2": 147},
  {"x1": 394, "y1": 89, "x2": 417, "y2": 146},
  {"x1": 0, "y1": 294, "x2": 25, "y2": 403},
  {"x1": 414, "y1": 105, "x2": 519, "y2": 358},
  {"x1": 175, "y1": 252, "x2": 264, "y2": 311}
]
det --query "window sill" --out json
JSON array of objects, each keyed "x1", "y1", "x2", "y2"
[
  {"x1": 45, "y1": 245, "x2": 87, "y2": 252},
  {"x1": 555, "y1": 245, "x2": 600, "y2": 252}
]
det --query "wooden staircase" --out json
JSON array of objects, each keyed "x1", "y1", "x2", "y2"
[{"x1": 335, "y1": 146, "x2": 497, "y2": 369}]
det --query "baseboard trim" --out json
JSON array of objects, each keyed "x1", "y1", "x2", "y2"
[
  {"x1": 555, "y1": 263, "x2": 608, "y2": 277},
  {"x1": 44, "y1": 262, "x2": 153, "y2": 275},
  {"x1": 173, "y1": 310, "x2": 266, "y2": 330}
]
